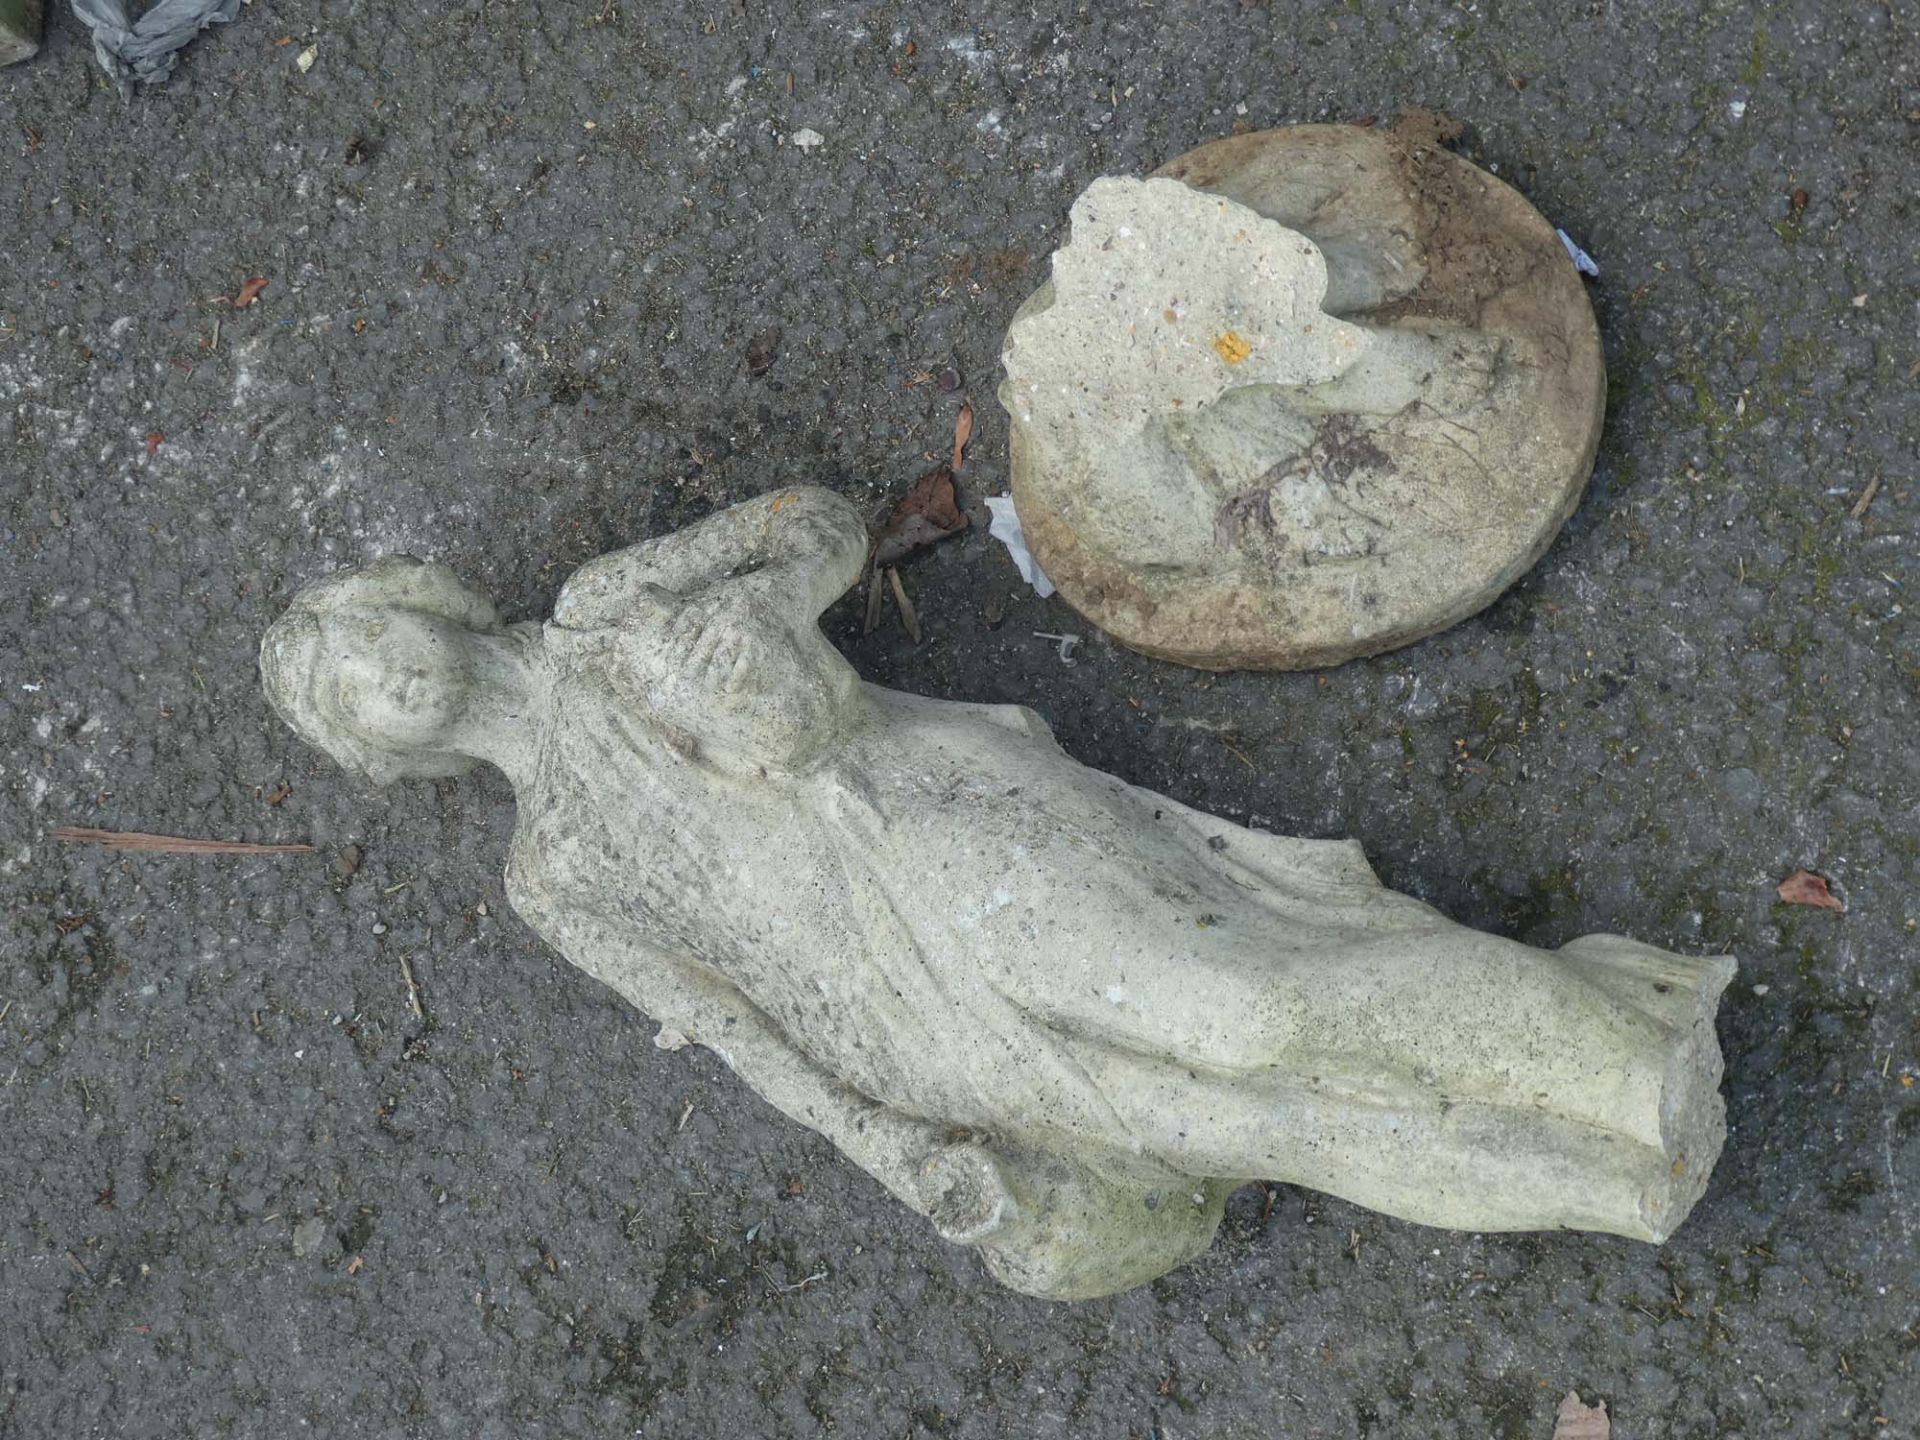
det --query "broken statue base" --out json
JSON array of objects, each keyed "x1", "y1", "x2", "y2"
[{"x1": 1000, "y1": 123, "x2": 1608, "y2": 671}]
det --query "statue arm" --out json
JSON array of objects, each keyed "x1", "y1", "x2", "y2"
[
  {"x1": 554, "y1": 487, "x2": 869, "y2": 629},
  {"x1": 603, "y1": 946, "x2": 1165, "y2": 1292},
  {"x1": 624, "y1": 946, "x2": 1224, "y2": 1298},
  {"x1": 513, "y1": 881, "x2": 1205, "y2": 1298},
  {"x1": 550, "y1": 489, "x2": 871, "y2": 774},
  {"x1": 546, "y1": 904, "x2": 959, "y2": 1221}
]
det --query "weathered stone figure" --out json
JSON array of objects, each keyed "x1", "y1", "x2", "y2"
[{"x1": 262, "y1": 487, "x2": 1734, "y2": 1299}]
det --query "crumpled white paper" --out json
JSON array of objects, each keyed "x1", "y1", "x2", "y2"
[{"x1": 985, "y1": 494, "x2": 1055, "y2": 598}]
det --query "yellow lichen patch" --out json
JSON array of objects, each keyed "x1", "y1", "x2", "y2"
[{"x1": 1211, "y1": 330, "x2": 1252, "y2": 364}]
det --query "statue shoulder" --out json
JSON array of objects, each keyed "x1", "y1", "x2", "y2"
[{"x1": 550, "y1": 552, "x2": 660, "y2": 630}]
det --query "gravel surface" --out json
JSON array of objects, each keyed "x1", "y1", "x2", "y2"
[{"x1": 3, "y1": 2, "x2": 1916, "y2": 1436}]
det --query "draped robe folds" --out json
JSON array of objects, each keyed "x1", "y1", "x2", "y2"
[{"x1": 488, "y1": 491, "x2": 1732, "y2": 1298}]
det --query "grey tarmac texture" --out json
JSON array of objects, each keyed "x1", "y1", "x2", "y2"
[{"x1": 1, "y1": 3, "x2": 1915, "y2": 1439}]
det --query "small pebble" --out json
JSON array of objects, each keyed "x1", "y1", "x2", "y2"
[{"x1": 291, "y1": 1216, "x2": 328, "y2": 1257}]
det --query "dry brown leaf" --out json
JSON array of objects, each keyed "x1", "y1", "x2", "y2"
[
  {"x1": 1553, "y1": 1392, "x2": 1609, "y2": 1440},
  {"x1": 1777, "y1": 869, "x2": 1844, "y2": 911},
  {"x1": 951, "y1": 403, "x2": 974, "y2": 471},
  {"x1": 233, "y1": 277, "x2": 269, "y2": 309},
  {"x1": 873, "y1": 464, "x2": 967, "y2": 566},
  {"x1": 51, "y1": 826, "x2": 313, "y2": 855},
  {"x1": 743, "y1": 324, "x2": 782, "y2": 377}
]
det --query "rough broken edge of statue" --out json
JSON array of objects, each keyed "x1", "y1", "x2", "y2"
[
  {"x1": 998, "y1": 125, "x2": 1607, "y2": 671},
  {"x1": 262, "y1": 487, "x2": 1733, "y2": 1301},
  {"x1": 1000, "y1": 176, "x2": 1461, "y2": 441}
]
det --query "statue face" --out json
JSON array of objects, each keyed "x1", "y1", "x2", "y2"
[{"x1": 314, "y1": 610, "x2": 473, "y2": 750}]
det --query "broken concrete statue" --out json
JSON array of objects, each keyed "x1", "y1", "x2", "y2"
[
  {"x1": 262, "y1": 488, "x2": 1733, "y2": 1300},
  {"x1": 999, "y1": 124, "x2": 1606, "y2": 669}
]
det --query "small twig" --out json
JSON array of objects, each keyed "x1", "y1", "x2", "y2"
[
  {"x1": 1221, "y1": 740, "x2": 1258, "y2": 771},
  {"x1": 777, "y1": 1268, "x2": 829, "y2": 1293},
  {"x1": 887, "y1": 567, "x2": 922, "y2": 644},
  {"x1": 1851, "y1": 475, "x2": 1881, "y2": 520},
  {"x1": 51, "y1": 827, "x2": 314, "y2": 855},
  {"x1": 397, "y1": 953, "x2": 426, "y2": 1022},
  {"x1": 862, "y1": 556, "x2": 885, "y2": 634},
  {"x1": 677, "y1": 1100, "x2": 695, "y2": 1132}
]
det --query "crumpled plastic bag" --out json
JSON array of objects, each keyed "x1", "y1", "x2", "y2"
[
  {"x1": 70, "y1": 0, "x2": 242, "y2": 88},
  {"x1": 985, "y1": 494, "x2": 1055, "y2": 598}
]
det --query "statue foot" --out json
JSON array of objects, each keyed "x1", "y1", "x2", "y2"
[{"x1": 917, "y1": 1142, "x2": 1231, "y2": 1301}]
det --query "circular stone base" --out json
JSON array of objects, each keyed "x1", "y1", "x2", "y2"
[{"x1": 1001, "y1": 123, "x2": 1606, "y2": 671}]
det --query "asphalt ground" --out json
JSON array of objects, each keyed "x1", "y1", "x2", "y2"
[{"x1": 2, "y1": 2, "x2": 1916, "y2": 1436}]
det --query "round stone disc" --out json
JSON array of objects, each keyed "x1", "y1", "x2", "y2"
[{"x1": 999, "y1": 123, "x2": 1605, "y2": 670}]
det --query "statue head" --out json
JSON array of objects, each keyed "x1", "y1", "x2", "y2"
[{"x1": 260, "y1": 557, "x2": 505, "y2": 784}]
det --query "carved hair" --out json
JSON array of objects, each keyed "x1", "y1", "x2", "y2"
[{"x1": 259, "y1": 556, "x2": 502, "y2": 785}]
